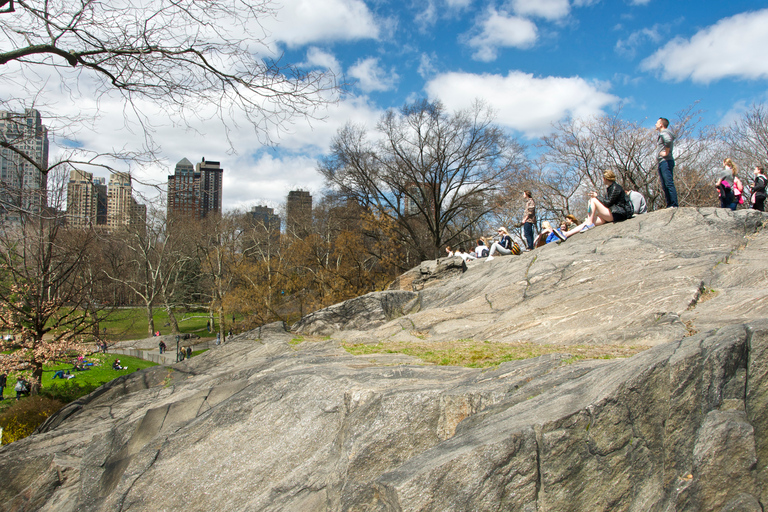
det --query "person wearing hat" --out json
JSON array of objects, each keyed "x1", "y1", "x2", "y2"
[{"x1": 565, "y1": 170, "x2": 632, "y2": 236}]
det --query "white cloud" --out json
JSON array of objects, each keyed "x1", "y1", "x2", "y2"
[
  {"x1": 348, "y1": 58, "x2": 399, "y2": 92},
  {"x1": 629, "y1": 0, "x2": 652, "y2": 5},
  {"x1": 641, "y1": 9, "x2": 768, "y2": 83},
  {"x1": 302, "y1": 47, "x2": 341, "y2": 75},
  {"x1": 509, "y1": 0, "x2": 570, "y2": 20},
  {"x1": 425, "y1": 71, "x2": 620, "y2": 137},
  {"x1": 418, "y1": 53, "x2": 438, "y2": 79},
  {"x1": 264, "y1": 0, "x2": 380, "y2": 48},
  {"x1": 415, "y1": 0, "x2": 474, "y2": 29},
  {"x1": 615, "y1": 25, "x2": 663, "y2": 59},
  {"x1": 467, "y1": 9, "x2": 538, "y2": 62}
]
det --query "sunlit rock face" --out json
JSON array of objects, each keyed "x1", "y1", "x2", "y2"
[{"x1": 1, "y1": 208, "x2": 767, "y2": 512}]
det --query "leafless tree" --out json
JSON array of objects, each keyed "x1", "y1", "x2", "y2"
[
  {"x1": 319, "y1": 99, "x2": 527, "y2": 261},
  {"x1": 536, "y1": 105, "x2": 719, "y2": 222},
  {"x1": 1, "y1": 0, "x2": 337, "y2": 147}
]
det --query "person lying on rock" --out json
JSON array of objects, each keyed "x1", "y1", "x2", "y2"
[{"x1": 564, "y1": 170, "x2": 633, "y2": 237}]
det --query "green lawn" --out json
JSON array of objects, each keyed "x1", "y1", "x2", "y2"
[
  {"x1": 97, "y1": 308, "x2": 244, "y2": 341},
  {"x1": 0, "y1": 353, "x2": 157, "y2": 403}
]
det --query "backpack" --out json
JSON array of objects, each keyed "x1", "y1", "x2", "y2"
[
  {"x1": 719, "y1": 179, "x2": 734, "y2": 205},
  {"x1": 510, "y1": 241, "x2": 521, "y2": 255},
  {"x1": 480, "y1": 247, "x2": 489, "y2": 258},
  {"x1": 624, "y1": 194, "x2": 634, "y2": 216}
]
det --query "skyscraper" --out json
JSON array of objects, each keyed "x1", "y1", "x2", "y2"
[
  {"x1": 67, "y1": 169, "x2": 98, "y2": 228},
  {"x1": 0, "y1": 108, "x2": 49, "y2": 217},
  {"x1": 167, "y1": 157, "x2": 223, "y2": 220},
  {"x1": 107, "y1": 171, "x2": 145, "y2": 230},
  {"x1": 286, "y1": 190, "x2": 312, "y2": 235}
]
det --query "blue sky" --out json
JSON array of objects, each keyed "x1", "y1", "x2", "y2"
[{"x1": 28, "y1": 0, "x2": 768, "y2": 211}]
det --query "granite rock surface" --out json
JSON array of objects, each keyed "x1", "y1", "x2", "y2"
[{"x1": 1, "y1": 208, "x2": 767, "y2": 512}]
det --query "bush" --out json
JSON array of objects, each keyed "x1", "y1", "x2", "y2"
[
  {"x1": 0, "y1": 396, "x2": 64, "y2": 445},
  {"x1": 39, "y1": 380, "x2": 101, "y2": 403}
]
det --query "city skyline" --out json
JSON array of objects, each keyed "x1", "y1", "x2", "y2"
[{"x1": 4, "y1": 1, "x2": 768, "y2": 212}]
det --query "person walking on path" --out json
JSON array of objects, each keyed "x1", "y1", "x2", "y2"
[
  {"x1": 655, "y1": 117, "x2": 678, "y2": 208},
  {"x1": 159, "y1": 340, "x2": 167, "y2": 354},
  {"x1": 0, "y1": 373, "x2": 6, "y2": 400},
  {"x1": 522, "y1": 190, "x2": 536, "y2": 251}
]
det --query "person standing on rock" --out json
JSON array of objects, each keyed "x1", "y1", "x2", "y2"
[
  {"x1": 522, "y1": 190, "x2": 535, "y2": 250},
  {"x1": 751, "y1": 165, "x2": 767, "y2": 211},
  {"x1": 655, "y1": 117, "x2": 678, "y2": 208}
]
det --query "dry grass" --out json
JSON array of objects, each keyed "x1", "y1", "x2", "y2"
[{"x1": 341, "y1": 339, "x2": 646, "y2": 368}]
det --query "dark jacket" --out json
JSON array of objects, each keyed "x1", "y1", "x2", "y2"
[
  {"x1": 753, "y1": 175, "x2": 767, "y2": 197},
  {"x1": 598, "y1": 182, "x2": 631, "y2": 217},
  {"x1": 499, "y1": 234, "x2": 512, "y2": 250}
]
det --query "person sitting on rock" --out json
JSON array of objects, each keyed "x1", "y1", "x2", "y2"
[
  {"x1": 486, "y1": 227, "x2": 516, "y2": 260},
  {"x1": 626, "y1": 189, "x2": 647, "y2": 215},
  {"x1": 453, "y1": 246, "x2": 475, "y2": 263},
  {"x1": 444, "y1": 246, "x2": 454, "y2": 257},
  {"x1": 473, "y1": 238, "x2": 489, "y2": 258},
  {"x1": 564, "y1": 170, "x2": 632, "y2": 237},
  {"x1": 546, "y1": 221, "x2": 568, "y2": 244}
]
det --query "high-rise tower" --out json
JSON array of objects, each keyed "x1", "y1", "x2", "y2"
[
  {"x1": 167, "y1": 157, "x2": 222, "y2": 220},
  {"x1": 0, "y1": 108, "x2": 49, "y2": 217}
]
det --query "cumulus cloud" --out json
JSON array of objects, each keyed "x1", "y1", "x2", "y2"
[
  {"x1": 467, "y1": 9, "x2": 538, "y2": 62},
  {"x1": 264, "y1": 0, "x2": 380, "y2": 48},
  {"x1": 425, "y1": 70, "x2": 619, "y2": 137},
  {"x1": 509, "y1": 0, "x2": 571, "y2": 20},
  {"x1": 641, "y1": 9, "x2": 768, "y2": 83},
  {"x1": 348, "y1": 58, "x2": 399, "y2": 92},
  {"x1": 301, "y1": 47, "x2": 342, "y2": 75}
]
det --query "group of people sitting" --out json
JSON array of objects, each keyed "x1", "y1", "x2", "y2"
[
  {"x1": 445, "y1": 226, "x2": 523, "y2": 263},
  {"x1": 445, "y1": 170, "x2": 648, "y2": 262}
]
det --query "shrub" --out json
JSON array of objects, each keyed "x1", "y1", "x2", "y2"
[
  {"x1": 40, "y1": 380, "x2": 101, "y2": 403},
  {"x1": 0, "y1": 396, "x2": 64, "y2": 445}
]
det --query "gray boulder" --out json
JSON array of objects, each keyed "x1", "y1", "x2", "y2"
[{"x1": 1, "y1": 207, "x2": 767, "y2": 512}]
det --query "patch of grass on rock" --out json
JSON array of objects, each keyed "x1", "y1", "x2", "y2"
[{"x1": 342, "y1": 340, "x2": 646, "y2": 368}]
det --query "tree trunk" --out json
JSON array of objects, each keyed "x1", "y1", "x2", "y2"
[
  {"x1": 165, "y1": 304, "x2": 180, "y2": 334},
  {"x1": 145, "y1": 304, "x2": 155, "y2": 337},
  {"x1": 30, "y1": 363, "x2": 43, "y2": 395}
]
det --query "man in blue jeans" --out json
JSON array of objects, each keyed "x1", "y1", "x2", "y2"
[
  {"x1": 655, "y1": 117, "x2": 678, "y2": 208},
  {"x1": 522, "y1": 190, "x2": 535, "y2": 250}
]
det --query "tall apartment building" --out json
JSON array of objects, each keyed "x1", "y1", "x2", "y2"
[
  {"x1": 107, "y1": 171, "x2": 146, "y2": 230},
  {"x1": 67, "y1": 169, "x2": 98, "y2": 228},
  {"x1": 0, "y1": 108, "x2": 49, "y2": 216},
  {"x1": 167, "y1": 157, "x2": 222, "y2": 220},
  {"x1": 285, "y1": 190, "x2": 312, "y2": 235},
  {"x1": 94, "y1": 177, "x2": 108, "y2": 225}
]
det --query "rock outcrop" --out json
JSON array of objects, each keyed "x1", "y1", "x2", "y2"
[{"x1": 1, "y1": 208, "x2": 767, "y2": 512}]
